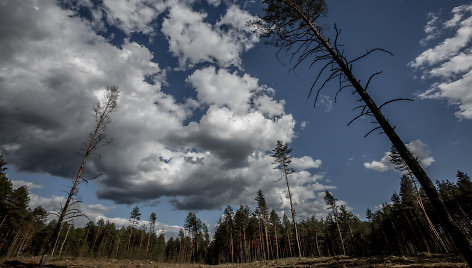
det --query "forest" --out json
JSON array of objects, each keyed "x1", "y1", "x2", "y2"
[{"x1": 1, "y1": 153, "x2": 471, "y2": 264}]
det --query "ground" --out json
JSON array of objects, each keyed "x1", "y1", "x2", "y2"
[{"x1": 0, "y1": 254, "x2": 467, "y2": 267}]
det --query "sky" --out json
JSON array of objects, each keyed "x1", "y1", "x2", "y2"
[{"x1": 1, "y1": 0, "x2": 472, "y2": 238}]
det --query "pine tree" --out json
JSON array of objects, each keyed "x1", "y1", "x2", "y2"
[
  {"x1": 128, "y1": 205, "x2": 141, "y2": 253},
  {"x1": 234, "y1": 205, "x2": 250, "y2": 262},
  {"x1": 42, "y1": 86, "x2": 119, "y2": 265},
  {"x1": 147, "y1": 212, "x2": 157, "y2": 253},
  {"x1": 184, "y1": 212, "x2": 202, "y2": 262},
  {"x1": 269, "y1": 210, "x2": 281, "y2": 259},
  {"x1": 222, "y1": 206, "x2": 235, "y2": 262},
  {"x1": 255, "y1": 190, "x2": 271, "y2": 259},
  {"x1": 324, "y1": 191, "x2": 345, "y2": 255},
  {"x1": 271, "y1": 140, "x2": 302, "y2": 257},
  {"x1": 0, "y1": 155, "x2": 12, "y2": 223}
]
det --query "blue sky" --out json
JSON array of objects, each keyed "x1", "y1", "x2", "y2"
[{"x1": 1, "y1": 0, "x2": 471, "y2": 238}]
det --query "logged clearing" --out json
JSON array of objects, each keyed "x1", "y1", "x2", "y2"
[{"x1": 0, "y1": 254, "x2": 467, "y2": 267}]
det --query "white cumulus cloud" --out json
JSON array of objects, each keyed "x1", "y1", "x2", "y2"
[
  {"x1": 364, "y1": 140, "x2": 435, "y2": 173},
  {"x1": 11, "y1": 180, "x2": 43, "y2": 190},
  {"x1": 103, "y1": 0, "x2": 166, "y2": 34},
  {"x1": 161, "y1": 2, "x2": 258, "y2": 68},
  {"x1": 411, "y1": 4, "x2": 472, "y2": 120}
]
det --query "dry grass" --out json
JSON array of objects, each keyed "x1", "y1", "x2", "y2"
[{"x1": 0, "y1": 254, "x2": 466, "y2": 267}]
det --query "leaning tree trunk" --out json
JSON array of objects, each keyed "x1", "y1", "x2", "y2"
[
  {"x1": 59, "y1": 224, "x2": 72, "y2": 256},
  {"x1": 280, "y1": 1, "x2": 472, "y2": 265},
  {"x1": 41, "y1": 86, "x2": 119, "y2": 266},
  {"x1": 331, "y1": 209, "x2": 346, "y2": 255}
]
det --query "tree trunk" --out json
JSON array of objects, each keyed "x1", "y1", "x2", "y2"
[
  {"x1": 127, "y1": 228, "x2": 133, "y2": 252},
  {"x1": 146, "y1": 223, "x2": 151, "y2": 253},
  {"x1": 139, "y1": 225, "x2": 144, "y2": 249},
  {"x1": 51, "y1": 222, "x2": 64, "y2": 256},
  {"x1": 258, "y1": 222, "x2": 264, "y2": 259},
  {"x1": 115, "y1": 229, "x2": 122, "y2": 259},
  {"x1": 16, "y1": 221, "x2": 33, "y2": 256},
  {"x1": 59, "y1": 224, "x2": 71, "y2": 256},
  {"x1": 281, "y1": 1, "x2": 472, "y2": 264},
  {"x1": 81, "y1": 228, "x2": 90, "y2": 257},
  {"x1": 314, "y1": 229, "x2": 321, "y2": 257},
  {"x1": 263, "y1": 220, "x2": 270, "y2": 259},
  {"x1": 7, "y1": 228, "x2": 21, "y2": 257},
  {"x1": 401, "y1": 210, "x2": 419, "y2": 254},
  {"x1": 413, "y1": 180, "x2": 448, "y2": 253},
  {"x1": 41, "y1": 87, "x2": 119, "y2": 266},
  {"x1": 230, "y1": 228, "x2": 234, "y2": 262},
  {"x1": 0, "y1": 212, "x2": 8, "y2": 231},
  {"x1": 274, "y1": 223, "x2": 280, "y2": 259},
  {"x1": 287, "y1": 228, "x2": 293, "y2": 257},
  {"x1": 243, "y1": 229, "x2": 248, "y2": 262},
  {"x1": 333, "y1": 214, "x2": 346, "y2": 255},
  {"x1": 283, "y1": 169, "x2": 302, "y2": 257}
]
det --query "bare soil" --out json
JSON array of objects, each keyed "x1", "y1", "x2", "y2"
[{"x1": 0, "y1": 254, "x2": 467, "y2": 267}]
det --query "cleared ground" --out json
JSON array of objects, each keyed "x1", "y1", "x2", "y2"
[{"x1": 1, "y1": 254, "x2": 467, "y2": 267}]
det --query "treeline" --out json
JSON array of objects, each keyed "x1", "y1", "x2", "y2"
[
  {"x1": 1, "y1": 154, "x2": 471, "y2": 263},
  {"x1": 209, "y1": 173, "x2": 472, "y2": 263}
]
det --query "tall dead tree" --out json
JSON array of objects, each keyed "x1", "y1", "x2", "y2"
[
  {"x1": 254, "y1": 0, "x2": 472, "y2": 264},
  {"x1": 271, "y1": 140, "x2": 302, "y2": 258},
  {"x1": 41, "y1": 86, "x2": 119, "y2": 265}
]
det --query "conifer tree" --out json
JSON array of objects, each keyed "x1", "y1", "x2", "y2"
[
  {"x1": 222, "y1": 206, "x2": 235, "y2": 262},
  {"x1": 128, "y1": 205, "x2": 141, "y2": 252},
  {"x1": 147, "y1": 212, "x2": 157, "y2": 253},
  {"x1": 324, "y1": 191, "x2": 345, "y2": 255},
  {"x1": 184, "y1": 212, "x2": 203, "y2": 262},
  {"x1": 42, "y1": 86, "x2": 119, "y2": 265},
  {"x1": 269, "y1": 210, "x2": 281, "y2": 259},
  {"x1": 255, "y1": 190, "x2": 271, "y2": 259},
  {"x1": 0, "y1": 155, "x2": 12, "y2": 224},
  {"x1": 271, "y1": 140, "x2": 301, "y2": 257}
]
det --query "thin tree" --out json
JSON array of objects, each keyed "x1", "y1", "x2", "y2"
[
  {"x1": 324, "y1": 191, "x2": 346, "y2": 255},
  {"x1": 184, "y1": 211, "x2": 202, "y2": 262},
  {"x1": 255, "y1": 190, "x2": 271, "y2": 260},
  {"x1": 271, "y1": 140, "x2": 301, "y2": 257},
  {"x1": 223, "y1": 206, "x2": 235, "y2": 263},
  {"x1": 146, "y1": 212, "x2": 157, "y2": 253},
  {"x1": 269, "y1": 210, "x2": 281, "y2": 259},
  {"x1": 282, "y1": 213, "x2": 293, "y2": 257},
  {"x1": 41, "y1": 86, "x2": 119, "y2": 265},
  {"x1": 128, "y1": 205, "x2": 141, "y2": 252},
  {"x1": 390, "y1": 148, "x2": 448, "y2": 253},
  {"x1": 254, "y1": 0, "x2": 472, "y2": 264}
]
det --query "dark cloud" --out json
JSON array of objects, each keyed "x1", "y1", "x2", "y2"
[{"x1": 0, "y1": 0, "x2": 330, "y2": 217}]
